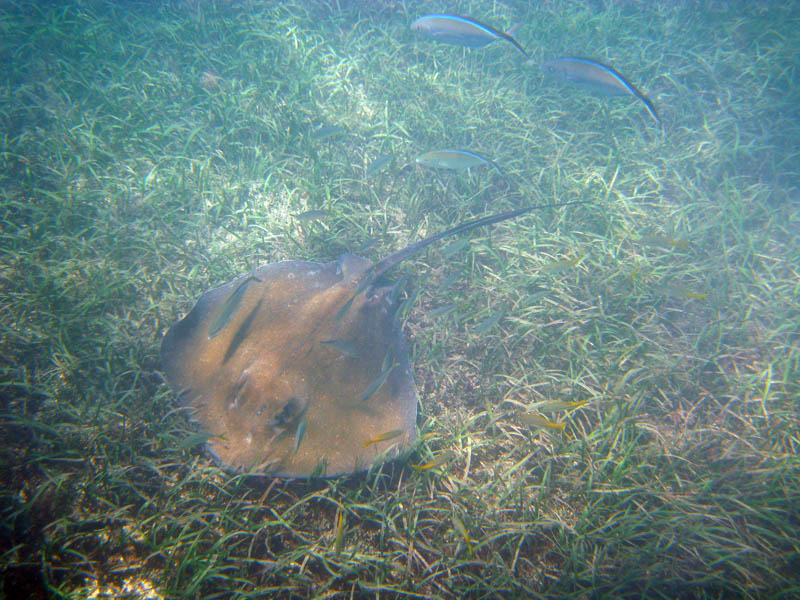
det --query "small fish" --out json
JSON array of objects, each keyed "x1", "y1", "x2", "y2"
[
  {"x1": 334, "y1": 509, "x2": 345, "y2": 555},
  {"x1": 294, "y1": 420, "x2": 307, "y2": 454},
  {"x1": 177, "y1": 432, "x2": 215, "y2": 451},
  {"x1": 411, "y1": 14, "x2": 528, "y2": 57},
  {"x1": 333, "y1": 273, "x2": 375, "y2": 322},
  {"x1": 396, "y1": 288, "x2": 421, "y2": 321},
  {"x1": 534, "y1": 399, "x2": 590, "y2": 412},
  {"x1": 681, "y1": 291, "x2": 709, "y2": 301},
  {"x1": 452, "y1": 516, "x2": 473, "y2": 556},
  {"x1": 439, "y1": 273, "x2": 459, "y2": 291},
  {"x1": 519, "y1": 291, "x2": 549, "y2": 305},
  {"x1": 207, "y1": 275, "x2": 260, "y2": 339},
  {"x1": 355, "y1": 237, "x2": 379, "y2": 253},
  {"x1": 542, "y1": 57, "x2": 660, "y2": 125},
  {"x1": 363, "y1": 429, "x2": 405, "y2": 448},
  {"x1": 662, "y1": 284, "x2": 709, "y2": 301},
  {"x1": 320, "y1": 339, "x2": 360, "y2": 358},
  {"x1": 199, "y1": 71, "x2": 221, "y2": 90},
  {"x1": 473, "y1": 311, "x2": 503, "y2": 335},
  {"x1": 638, "y1": 234, "x2": 690, "y2": 249},
  {"x1": 381, "y1": 340, "x2": 397, "y2": 374},
  {"x1": 292, "y1": 209, "x2": 330, "y2": 221},
  {"x1": 416, "y1": 150, "x2": 502, "y2": 174},
  {"x1": 540, "y1": 254, "x2": 583, "y2": 273},
  {"x1": 361, "y1": 363, "x2": 397, "y2": 403},
  {"x1": 388, "y1": 274, "x2": 411, "y2": 306},
  {"x1": 518, "y1": 413, "x2": 567, "y2": 431},
  {"x1": 411, "y1": 450, "x2": 455, "y2": 471},
  {"x1": 366, "y1": 154, "x2": 394, "y2": 175},
  {"x1": 429, "y1": 304, "x2": 457, "y2": 319},
  {"x1": 311, "y1": 125, "x2": 345, "y2": 140},
  {"x1": 441, "y1": 237, "x2": 472, "y2": 257}
]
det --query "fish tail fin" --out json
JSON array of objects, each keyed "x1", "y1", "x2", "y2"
[
  {"x1": 504, "y1": 34, "x2": 528, "y2": 58},
  {"x1": 501, "y1": 26, "x2": 528, "y2": 58},
  {"x1": 637, "y1": 93, "x2": 661, "y2": 127}
]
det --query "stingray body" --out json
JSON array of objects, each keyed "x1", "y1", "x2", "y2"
[
  {"x1": 161, "y1": 202, "x2": 582, "y2": 477},
  {"x1": 161, "y1": 254, "x2": 415, "y2": 478}
]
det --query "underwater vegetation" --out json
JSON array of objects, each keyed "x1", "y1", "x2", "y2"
[{"x1": 0, "y1": 1, "x2": 799, "y2": 599}]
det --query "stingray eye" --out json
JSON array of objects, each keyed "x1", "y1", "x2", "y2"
[
  {"x1": 269, "y1": 397, "x2": 306, "y2": 428},
  {"x1": 365, "y1": 289, "x2": 386, "y2": 307}
]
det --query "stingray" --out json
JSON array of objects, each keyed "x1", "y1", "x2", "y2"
[{"x1": 160, "y1": 201, "x2": 582, "y2": 478}]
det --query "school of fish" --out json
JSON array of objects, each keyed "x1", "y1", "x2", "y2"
[{"x1": 409, "y1": 13, "x2": 660, "y2": 172}]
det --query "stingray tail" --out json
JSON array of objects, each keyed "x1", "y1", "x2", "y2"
[{"x1": 372, "y1": 199, "x2": 588, "y2": 279}]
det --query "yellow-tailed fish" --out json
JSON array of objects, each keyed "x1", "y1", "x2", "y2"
[
  {"x1": 366, "y1": 154, "x2": 393, "y2": 175},
  {"x1": 473, "y1": 311, "x2": 504, "y2": 335},
  {"x1": 416, "y1": 150, "x2": 503, "y2": 175},
  {"x1": 320, "y1": 339, "x2": 360, "y2": 358},
  {"x1": 333, "y1": 268, "x2": 376, "y2": 321},
  {"x1": 535, "y1": 399, "x2": 590, "y2": 411},
  {"x1": 362, "y1": 429, "x2": 405, "y2": 448},
  {"x1": 542, "y1": 57, "x2": 660, "y2": 125},
  {"x1": 681, "y1": 291, "x2": 709, "y2": 301},
  {"x1": 441, "y1": 237, "x2": 472, "y2": 257},
  {"x1": 662, "y1": 284, "x2": 709, "y2": 301},
  {"x1": 311, "y1": 124, "x2": 345, "y2": 140},
  {"x1": 411, "y1": 14, "x2": 528, "y2": 57},
  {"x1": 293, "y1": 209, "x2": 330, "y2": 221},
  {"x1": 638, "y1": 234, "x2": 690, "y2": 249},
  {"x1": 207, "y1": 275, "x2": 261, "y2": 339},
  {"x1": 177, "y1": 431, "x2": 215, "y2": 451},
  {"x1": 429, "y1": 304, "x2": 457, "y2": 319},
  {"x1": 519, "y1": 413, "x2": 566, "y2": 431},
  {"x1": 396, "y1": 288, "x2": 422, "y2": 322},
  {"x1": 411, "y1": 450, "x2": 455, "y2": 471},
  {"x1": 439, "y1": 273, "x2": 459, "y2": 291},
  {"x1": 381, "y1": 339, "x2": 397, "y2": 374},
  {"x1": 356, "y1": 237, "x2": 378, "y2": 253},
  {"x1": 540, "y1": 253, "x2": 583, "y2": 273},
  {"x1": 452, "y1": 516, "x2": 472, "y2": 556}
]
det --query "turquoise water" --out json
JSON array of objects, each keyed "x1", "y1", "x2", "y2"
[{"x1": 1, "y1": 1, "x2": 798, "y2": 598}]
